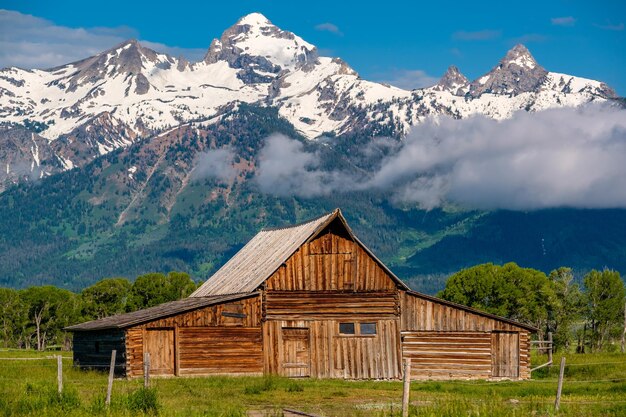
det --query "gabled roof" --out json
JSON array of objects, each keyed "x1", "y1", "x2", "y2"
[
  {"x1": 191, "y1": 209, "x2": 410, "y2": 297},
  {"x1": 66, "y1": 293, "x2": 257, "y2": 331}
]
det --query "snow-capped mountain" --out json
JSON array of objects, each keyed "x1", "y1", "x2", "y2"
[
  {"x1": 432, "y1": 66, "x2": 470, "y2": 96},
  {"x1": 0, "y1": 12, "x2": 618, "y2": 191}
]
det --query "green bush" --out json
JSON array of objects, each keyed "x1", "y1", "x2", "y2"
[{"x1": 126, "y1": 387, "x2": 160, "y2": 414}]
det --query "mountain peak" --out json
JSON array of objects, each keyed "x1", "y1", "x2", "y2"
[
  {"x1": 203, "y1": 12, "x2": 318, "y2": 81},
  {"x1": 470, "y1": 44, "x2": 547, "y2": 97},
  {"x1": 236, "y1": 12, "x2": 272, "y2": 27},
  {"x1": 433, "y1": 65, "x2": 469, "y2": 95},
  {"x1": 500, "y1": 44, "x2": 539, "y2": 70}
]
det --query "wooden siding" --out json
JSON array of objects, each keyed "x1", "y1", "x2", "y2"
[
  {"x1": 402, "y1": 331, "x2": 492, "y2": 380},
  {"x1": 125, "y1": 296, "x2": 262, "y2": 378},
  {"x1": 519, "y1": 331, "x2": 530, "y2": 380},
  {"x1": 400, "y1": 291, "x2": 525, "y2": 332},
  {"x1": 145, "y1": 329, "x2": 175, "y2": 375},
  {"x1": 73, "y1": 330, "x2": 126, "y2": 375},
  {"x1": 178, "y1": 327, "x2": 262, "y2": 375},
  {"x1": 263, "y1": 319, "x2": 401, "y2": 379},
  {"x1": 400, "y1": 292, "x2": 531, "y2": 380},
  {"x1": 491, "y1": 332, "x2": 519, "y2": 378},
  {"x1": 143, "y1": 296, "x2": 261, "y2": 328},
  {"x1": 265, "y1": 291, "x2": 399, "y2": 320},
  {"x1": 281, "y1": 327, "x2": 311, "y2": 377},
  {"x1": 266, "y1": 230, "x2": 397, "y2": 292}
]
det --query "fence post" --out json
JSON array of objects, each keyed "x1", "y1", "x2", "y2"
[
  {"x1": 57, "y1": 355, "x2": 63, "y2": 394},
  {"x1": 554, "y1": 357, "x2": 565, "y2": 412},
  {"x1": 106, "y1": 350, "x2": 117, "y2": 407},
  {"x1": 547, "y1": 332, "x2": 553, "y2": 365},
  {"x1": 144, "y1": 352, "x2": 150, "y2": 388},
  {"x1": 402, "y1": 358, "x2": 411, "y2": 417}
]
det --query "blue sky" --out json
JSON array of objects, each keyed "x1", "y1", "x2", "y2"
[{"x1": 1, "y1": 0, "x2": 624, "y2": 94}]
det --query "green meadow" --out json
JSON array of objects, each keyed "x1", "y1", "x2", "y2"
[{"x1": 1, "y1": 350, "x2": 625, "y2": 417}]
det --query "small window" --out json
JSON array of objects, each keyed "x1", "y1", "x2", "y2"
[
  {"x1": 339, "y1": 323, "x2": 355, "y2": 335},
  {"x1": 360, "y1": 323, "x2": 377, "y2": 335}
]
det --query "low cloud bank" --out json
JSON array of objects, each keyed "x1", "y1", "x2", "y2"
[
  {"x1": 192, "y1": 148, "x2": 237, "y2": 181},
  {"x1": 254, "y1": 104, "x2": 626, "y2": 210}
]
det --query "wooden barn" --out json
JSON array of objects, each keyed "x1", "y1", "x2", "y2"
[{"x1": 67, "y1": 209, "x2": 536, "y2": 380}]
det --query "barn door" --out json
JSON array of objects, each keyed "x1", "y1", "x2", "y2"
[
  {"x1": 145, "y1": 329, "x2": 175, "y2": 375},
  {"x1": 281, "y1": 328, "x2": 310, "y2": 377},
  {"x1": 491, "y1": 332, "x2": 519, "y2": 378}
]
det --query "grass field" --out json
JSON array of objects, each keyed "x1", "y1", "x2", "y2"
[{"x1": 0, "y1": 350, "x2": 625, "y2": 416}]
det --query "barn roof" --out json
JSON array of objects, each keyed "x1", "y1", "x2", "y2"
[
  {"x1": 65, "y1": 292, "x2": 257, "y2": 331},
  {"x1": 190, "y1": 209, "x2": 410, "y2": 297}
]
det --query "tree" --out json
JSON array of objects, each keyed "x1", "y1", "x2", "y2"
[
  {"x1": 547, "y1": 267, "x2": 583, "y2": 351},
  {"x1": 583, "y1": 269, "x2": 626, "y2": 351},
  {"x1": 166, "y1": 271, "x2": 197, "y2": 300},
  {"x1": 81, "y1": 278, "x2": 132, "y2": 320},
  {"x1": 0, "y1": 288, "x2": 27, "y2": 348},
  {"x1": 19, "y1": 286, "x2": 81, "y2": 350},
  {"x1": 439, "y1": 262, "x2": 555, "y2": 337},
  {"x1": 127, "y1": 271, "x2": 196, "y2": 312}
]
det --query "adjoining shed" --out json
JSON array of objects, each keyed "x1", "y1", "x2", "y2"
[{"x1": 67, "y1": 209, "x2": 536, "y2": 380}]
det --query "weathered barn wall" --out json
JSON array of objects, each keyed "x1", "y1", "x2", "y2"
[
  {"x1": 401, "y1": 331, "x2": 492, "y2": 379},
  {"x1": 400, "y1": 292, "x2": 530, "y2": 380},
  {"x1": 125, "y1": 295, "x2": 262, "y2": 378},
  {"x1": 264, "y1": 291, "x2": 399, "y2": 319},
  {"x1": 178, "y1": 327, "x2": 262, "y2": 375},
  {"x1": 265, "y1": 223, "x2": 397, "y2": 292},
  {"x1": 263, "y1": 319, "x2": 401, "y2": 379}
]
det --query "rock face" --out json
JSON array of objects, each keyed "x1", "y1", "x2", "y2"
[
  {"x1": 470, "y1": 44, "x2": 548, "y2": 97},
  {"x1": 433, "y1": 65, "x2": 469, "y2": 96},
  {"x1": 0, "y1": 13, "x2": 619, "y2": 192}
]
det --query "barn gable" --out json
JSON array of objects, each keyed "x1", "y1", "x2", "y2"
[{"x1": 192, "y1": 209, "x2": 409, "y2": 296}]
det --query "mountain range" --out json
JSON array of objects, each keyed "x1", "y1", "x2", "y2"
[{"x1": 0, "y1": 13, "x2": 624, "y2": 292}]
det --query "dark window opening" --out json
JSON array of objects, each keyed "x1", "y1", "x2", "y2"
[
  {"x1": 360, "y1": 322, "x2": 377, "y2": 335},
  {"x1": 339, "y1": 322, "x2": 355, "y2": 335}
]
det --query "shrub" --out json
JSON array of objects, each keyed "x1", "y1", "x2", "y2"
[{"x1": 126, "y1": 387, "x2": 159, "y2": 414}]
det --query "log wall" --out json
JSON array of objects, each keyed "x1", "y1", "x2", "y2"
[
  {"x1": 73, "y1": 330, "x2": 126, "y2": 375},
  {"x1": 125, "y1": 296, "x2": 262, "y2": 378},
  {"x1": 401, "y1": 331, "x2": 492, "y2": 380},
  {"x1": 265, "y1": 290, "x2": 399, "y2": 320}
]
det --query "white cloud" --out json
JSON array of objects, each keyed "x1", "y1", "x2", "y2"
[
  {"x1": 253, "y1": 104, "x2": 626, "y2": 211},
  {"x1": 254, "y1": 134, "x2": 348, "y2": 197},
  {"x1": 315, "y1": 22, "x2": 343, "y2": 36},
  {"x1": 374, "y1": 69, "x2": 439, "y2": 90},
  {"x1": 594, "y1": 21, "x2": 625, "y2": 31},
  {"x1": 0, "y1": 9, "x2": 205, "y2": 69},
  {"x1": 551, "y1": 16, "x2": 576, "y2": 27},
  {"x1": 368, "y1": 105, "x2": 626, "y2": 209},
  {"x1": 192, "y1": 148, "x2": 237, "y2": 181}
]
